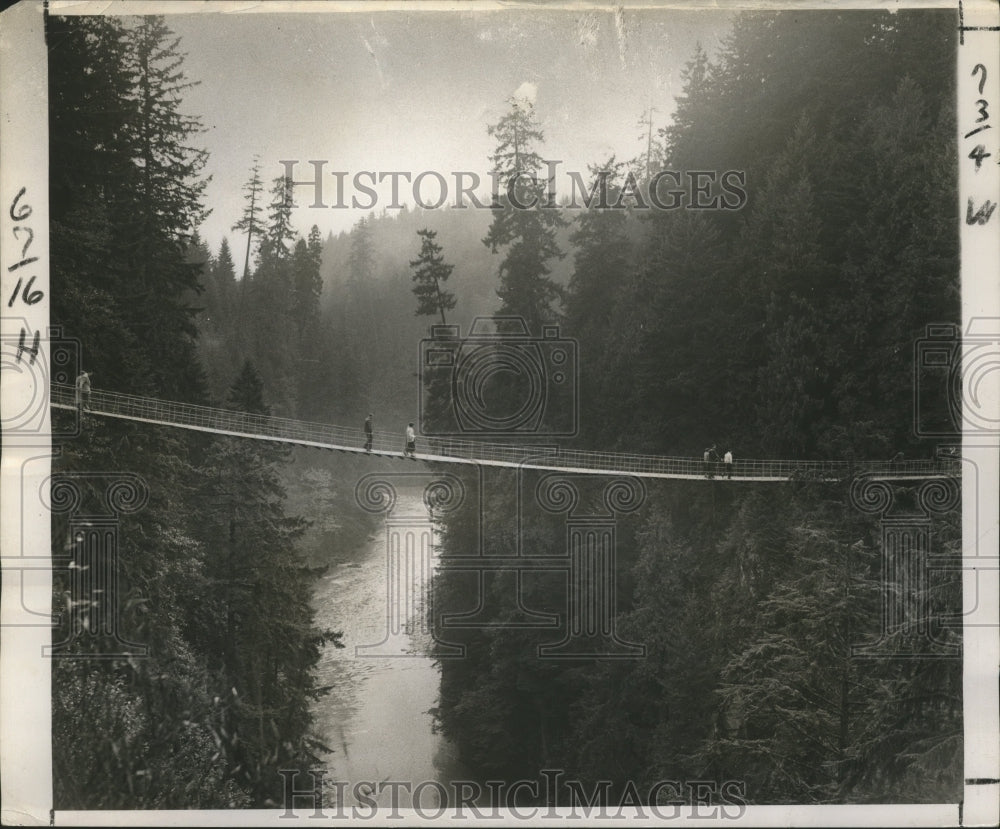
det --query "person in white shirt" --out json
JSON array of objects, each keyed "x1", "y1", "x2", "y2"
[{"x1": 723, "y1": 449, "x2": 733, "y2": 479}]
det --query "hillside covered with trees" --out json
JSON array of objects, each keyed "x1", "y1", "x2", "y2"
[
  {"x1": 48, "y1": 14, "x2": 359, "y2": 808},
  {"x1": 46, "y1": 6, "x2": 962, "y2": 810},
  {"x1": 429, "y1": 9, "x2": 963, "y2": 805}
]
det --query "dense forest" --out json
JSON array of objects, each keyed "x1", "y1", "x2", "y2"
[
  {"x1": 46, "y1": 7, "x2": 962, "y2": 811},
  {"x1": 429, "y1": 9, "x2": 964, "y2": 806},
  {"x1": 47, "y1": 14, "x2": 365, "y2": 808}
]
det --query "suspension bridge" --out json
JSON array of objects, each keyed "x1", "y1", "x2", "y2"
[{"x1": 51, "y1": 383, "x2": 959, "y2": 482}]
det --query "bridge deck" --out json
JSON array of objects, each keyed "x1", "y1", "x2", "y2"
[{"x1": 51, "y1": 384, "x2": 958, "y2": 482}]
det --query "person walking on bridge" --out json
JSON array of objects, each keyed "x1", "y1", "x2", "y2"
[
  {"x1": 364, "y1": 413, "x2": 373, "y2": 453},
  {"x1": 704, "y1": 445, "x2": 718, "y2": 478},
  {"x1": 405, "y1": 423, "x2": 416, "y2": 458},
  {"x1": 723, "y1": 449, "x2": 733, "y2": 479},
  {"x1": 75, "y1": 370, "x2": 92, "y2": 412}
]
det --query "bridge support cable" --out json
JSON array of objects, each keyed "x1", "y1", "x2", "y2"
[{"x1": 50, "y1": 383, "x2": 959, "y2": 483}]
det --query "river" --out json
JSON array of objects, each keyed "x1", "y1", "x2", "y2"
[{"x1": 311, "y1": 493, "x2": 465, "y2": 808}]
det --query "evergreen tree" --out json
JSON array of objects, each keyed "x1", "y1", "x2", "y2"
[
  {"x1": 344, "y1": 214, "x2": 382, "y2": 365},
  {"x1": 737, "y1": 115, "x2": 838, "y2": 457},
  {"x1": 693, "y1": 517, "x2": 882, "y2": 802},
  {"x1": 198, "y1": 361, "x2": 339, "y2": 803},
  {"x1": 49, "y1": 15, "x2": 136, "y2": 394},
  {"x1": 410, "y1": 228, "x2": 457, "y2": 324},
  {"x1": 48, "y1": 13, "x2": 344, "y2": 809},
  {"x1": 238, "y1": 173, "x2": 301, "y2": 412},
  {"x1": 291, "y1": 227, "x2": 325, "y2": 418},
  {"x1": 213, "y1": 236, "x2": 238, "y2": 313},
  {"x1": 232, "y1": 156, "x2": 264, "y2": 282},
  {"x1": 482, "y1": 97, "x2": 567, "y2": 333},
  {"x1": 661, "y1": 43, "x2": 713, "y2": 164},
  {"x1": 347, "y1": 214, "x2": 375, "y2": 289},
  {"x1": 292, "y1": 226, "x2": 324, "y2": 331},
  {"x1": 119, "y1": 15, "x2": 210, "y2": 401},
  {"x1": 564, "y1": 160, "x2": 634, "y2": 441},
  {"x1": 828, "y1": 77, "x2": 959, "y2": 458},
  {"x1": 258, "y1": 173, "x2": 296, "y2": 265},
  {"x1": 50, "y1": 14, "x2": 210, "y2": 402},
  {"x1": 633, "y1": 108, "x2": 664, "y2": 183}
]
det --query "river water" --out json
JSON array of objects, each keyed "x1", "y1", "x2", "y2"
[{"x1": 311, "y1": 494, "x2": 465, "y2": 808}]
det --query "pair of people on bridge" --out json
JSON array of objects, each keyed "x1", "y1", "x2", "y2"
[
  {"x1": 704, "y1": 445, "x2": 734, "y2": 478},
  {"x1": 363, "y1": 414, "x2": 417, "y2": 459}
]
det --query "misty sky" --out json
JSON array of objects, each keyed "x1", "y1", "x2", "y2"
[{"x1": 128, "y1": 6, "x2": 735, "y2": 256}]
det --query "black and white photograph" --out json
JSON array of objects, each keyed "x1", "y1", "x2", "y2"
[{"x1": 0, "y1": 0, "x2": 998, "y2": 825}]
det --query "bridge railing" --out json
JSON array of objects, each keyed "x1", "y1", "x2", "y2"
[{"x1": 51, "y1": 383, "x2": 959, "y2": 480}]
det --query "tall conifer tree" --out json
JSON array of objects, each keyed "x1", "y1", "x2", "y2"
[{"x1": 483, "y1": 98, "x2": 566, "y2": 333}]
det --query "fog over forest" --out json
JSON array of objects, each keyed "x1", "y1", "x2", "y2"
[{"x1": 47, "y1": 6, "x2": 964, "y2": 812}]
